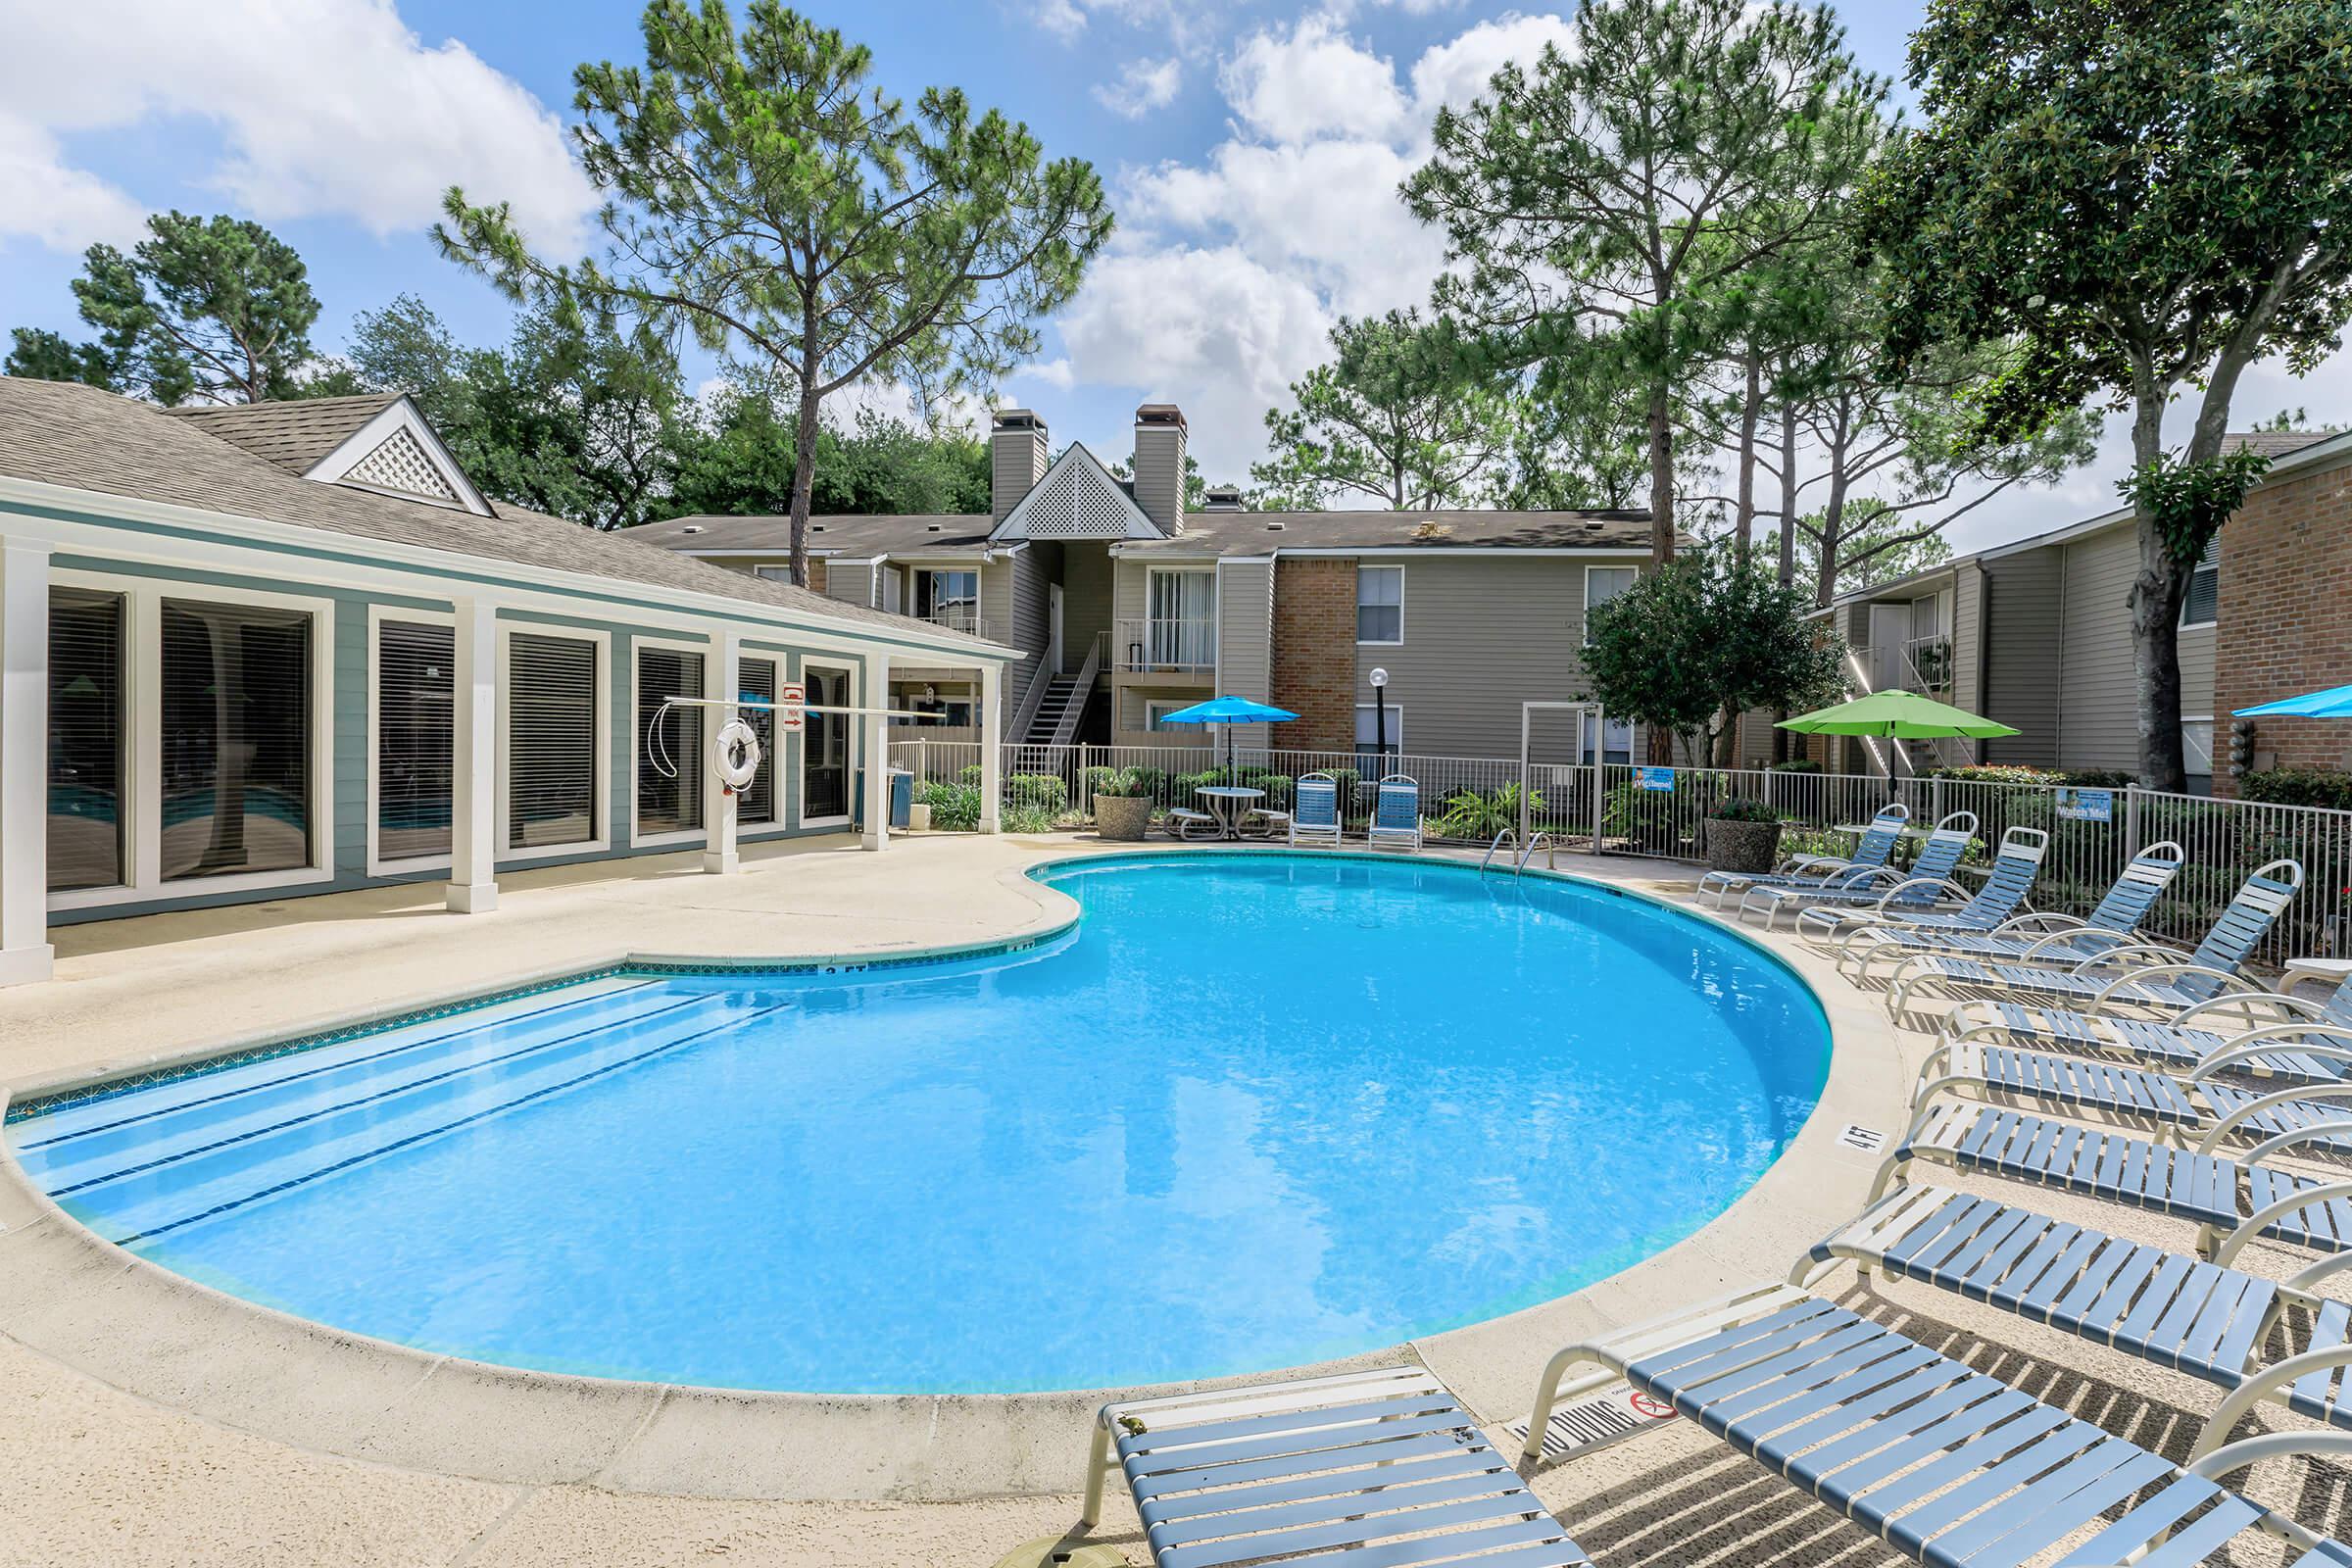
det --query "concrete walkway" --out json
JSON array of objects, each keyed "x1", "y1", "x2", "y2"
[{"x1": 0, "y1": 835, "x2": 2337, "y2": 1565}]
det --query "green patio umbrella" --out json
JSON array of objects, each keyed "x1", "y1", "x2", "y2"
[{"x1": 1777, "y1": 689, "x2": 2020, "y2": 741}]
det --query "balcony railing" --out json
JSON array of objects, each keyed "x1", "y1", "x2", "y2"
[
  {"x1": 1905, "y1": 633, "x2": 1954, "y2": 693},
  {"x1": 1114, "y1": 617, "x2": 1217, "y2": 675},
  {"x1": 913, "y1": 607, "x2": 995, "y2": 642}
]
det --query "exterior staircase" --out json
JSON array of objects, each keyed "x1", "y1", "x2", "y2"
[{"x1": 1024, "y1": 635, "x2": 1102, "y2": 747}]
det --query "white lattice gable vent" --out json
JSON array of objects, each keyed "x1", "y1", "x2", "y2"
[
  {"x1": 992, "y1": 442, "x2": 1164, "y2": 541},
  {"x1": 307, "y1": 397, "x2": 492, "y2": 515}
]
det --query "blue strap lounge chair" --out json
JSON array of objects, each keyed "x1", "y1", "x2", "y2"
[
  {"x1": 1287, "y1": 772, "x2": 1342, "y2": 849},
  {"x1": 1695, "y1": 801, "x2": 1910, "y2": 908},
  {"x1": 1884, "y1": 858, "x2": 2303, "y2": 1021},
  {"x1": 1830, "y1": 840, "x2": 2185, "y2": 984},
  {"x1": 1868, "y1": 1100, "x2": 2352, "y2": 1263},
  {"x1": 1367, "y1": 773, "x2": 1421, "y2": 852},
  {"x1": 1521, "y1": 1281, "x2": 2352, "y2": 1568},
  {"x1": 1936, "y1": 964, "x2": 2352, "y2": 1085},
  {"x1": 1736, "y1": 810, "x2": 1978, "y2": 932},
  {"x1": 1797, "y1": 1183, "x2": 2352, "y2": 1464},
  {"x1": 1794, "y1": 825, "x2": 2048, "y2": 949},
  {"x1": 1080, "y1": 1365, "x2": 1592, "y2": 1568}
]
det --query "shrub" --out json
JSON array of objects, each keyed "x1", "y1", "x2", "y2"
[
  {"x1": 1242, "y1": 771, "x2": 1294, "y2": 807},
  {"x1": 1088, "y1": 766, "x2": 1147, "y2": 799},
  {"x1": 2241, "y1": 768, "x2": 2352, "y2": 811},
  {"x1": 1919, "y1": 764, "x2": 2132, "y2": 787},
  {"x1": 913, "y1": 780, "x2": 980, "y2": 830},
  {"x1": 1430, "y1": 783, "x2": 1545, "y2": 841},
  {"x1": 1710, "y1": 796, "x2": 1780, "y2": 824},
  {"x1": 957, "y1": 762, "x2": 984, "y2": 786},
  {"x1": 1005, "y1": 771, "x2": 1068, "y2": 816},
  {"x1": 1769, "y1": 760, "x2": 1823, "y2": 773}
]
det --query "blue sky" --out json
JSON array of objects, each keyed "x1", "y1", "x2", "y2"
[{"x1": 2, "y1": 0, "x2": 2344, "y2": 547}]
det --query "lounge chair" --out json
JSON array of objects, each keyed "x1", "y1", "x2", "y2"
[
  {"x1": 1695, "y1": 801, "x2": 1910, "y2": 908},
  {"x1": 1883, "y1": 858, "x2": 2304, "y2": 1021},
  {"x1": 1797, "y1": 1182, "x2": 2352, "y2": 1461},
  {"x1": 1080, "y1": 1366, "x2": 1592, "y2": 1568},
  {"x1": 1736, "y1": 809, "x2": 1978, "y2": 932},
  {"x1": 1831, "y1": 840, "x2": 2185, "y2": 983},
  {"x1": 1523, "y1": 1280, "x2": 2352, "y2": 1568},
  {"x1": 1287, "y1": 772, "x2": 1341, "y2": 849},
  {"x1": 1367, "y1": 773, "x2": 1421, "y2": 852},
  {"x1": 1795, "y1": 824, "x2": 2047, "y2": 950}
]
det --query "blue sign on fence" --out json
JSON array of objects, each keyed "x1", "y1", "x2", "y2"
[
  {"x1": 1635, "y1": 766, "x2": 1676, "y2": 793},
  {"x1": 2057, "y1": 787, "x2": 2114, "y2": 823}
]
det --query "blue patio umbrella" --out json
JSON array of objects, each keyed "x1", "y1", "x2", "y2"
[
  {"x1": 2235, "y1": 683, "x2": 2352, "y2": 717},
  {"x1": 1155, "y1": 695, "x2": 1299, "y2": 780}
]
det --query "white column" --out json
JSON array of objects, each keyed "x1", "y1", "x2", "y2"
[
  {"x1": 445, "y1": 597, "x2": 500, "y2": 913},
  {"x1": 978, "y1": 661, "x2": 1003, "y2": 834},
  {"x1": 860, "y1": 653, "x2": 891, "y2": 852},
  {"x1": 0, "y1": 541, "x2": 54, "y2": 986},
  {"x1": 702, "y1": 629, "x2": 741, "y2": 874}
]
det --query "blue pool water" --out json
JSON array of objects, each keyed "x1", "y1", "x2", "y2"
[{"x1": 7, "y1": 855, "x2": 1829, "y2": 1394}]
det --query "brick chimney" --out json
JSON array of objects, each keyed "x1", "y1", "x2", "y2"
[
  {"x1": 990, "y1": 409, "x2": 1049, "y2": 521},
  {"x1": 1132, "y1": 404, "x2": 1187, "y2": 533}
]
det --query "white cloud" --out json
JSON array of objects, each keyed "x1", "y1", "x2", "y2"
[
  {"x1": 0, "y1": 119, "x2": 146, "y2": 254},
  {"x1": 1219, "y1": 14, "x2": 1411, "y2": 143},
  {"x1": 1094, "y1": 58, "x2": 1184, "y2": 121},
  {"x1": 1408, "y1": 14, "x2": 1576, "y2": 118},
  {"x1": 0, "y1": 0, "x2": 596, "y2": 256}
]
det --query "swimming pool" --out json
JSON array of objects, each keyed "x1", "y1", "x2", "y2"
[{"x1": 7, "y1": 853, "x2": 1830, "y2": 1395}]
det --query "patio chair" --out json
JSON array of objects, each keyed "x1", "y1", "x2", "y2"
[
  {"x1": 1522, "y1": 1280, "x2": 2352, "y2": 1568},
  {"x1": 1367, "y1": 773, "x2": 1421, "y2": 852},
  {"x1": 1796, "y1": 1182, "x2": 2352, "y2": 1462},
  {"x1": 1695, "y1": 800, "x2": 1910, "y2": 908},
  {"x1": 1080, "y1": 1365, "x2": 1592, "y2": 1568},
  {"x1": 1795, "y1": 824, "x2": 2048, "y2": 949},
  {"x1": 1735, "y1": 809, "x2": 1978, "y2": 932},
  {"x1": 1287, "y1": 771, "x2": 1342, "y2": 849},
  {"x1": 1884, "y1": 858, "x2": 2304, "y2": 1021},
  {"x1": 1831, "y1": 839, "x2": 2185, "y2": 983}
]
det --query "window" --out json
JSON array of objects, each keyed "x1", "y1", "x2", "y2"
[
  {"x1": 48, "y1": 587, "x2": 125, "y2": 892},
  {"x1": 1148, "y1": 568, "x2": 1216, "y2": 667},
  {"x1": 507, "y1": 632, "x2": 599, "y2": 850},
  {"x1": 803, "y1": 665, "x2": 852, "y2": 823},
  {"x1": 636, "y1": 645, "x2": 706, "y2": 837},
  {"x1": 2181, "y1": 545, "x2": 2219, "y2": 628},
  {"x1": 1355, "y1": 702, "x2": 1403, "y2": 759},
  {"x1": 879, "y1": 568, "x2": 904, "y2": 613},
  {"x1": 737, "y1": 656, "x2": 779, "y2": 827},
  {"x1": 1145, "y1": 700, "x2": 1192, "y2": 732},
  {"x1": 2182, "y1": 716, "x2": 2215, "y2": 795},
  {"x1": 1584, "y1": 565, "x2": 1638, "y2": 641},
  {"x1": 160, "y1": 600, "x2": 315, "y2": 881},
  {"x1": 376, "y1": 619, "x2": 454, "y2": 861},
  {"x1": 916, "y1": 569, "x2": 979, "y2": 630},
  {"x1": 754, "y1": 564, "x2": 793, "y2": 583},
  {"x1": 1355, "y1": 565, "x2": 1402, "y2": 644},
  {"x1": 1581, "y1": 713, "x2": 1634, "y2": 765}
]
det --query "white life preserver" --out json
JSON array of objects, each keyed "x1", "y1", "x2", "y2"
[{"x1": 713, "y1": 717, "x2": 762, "y2": 792}]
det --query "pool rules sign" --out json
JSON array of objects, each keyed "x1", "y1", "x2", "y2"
[{"x1": 778, "y1": 682, "x2": 806, "y2": 733}]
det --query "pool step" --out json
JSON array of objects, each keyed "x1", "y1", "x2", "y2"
[{"x1": 35, "y1": 992, "x2": 783, "y2": 1244}]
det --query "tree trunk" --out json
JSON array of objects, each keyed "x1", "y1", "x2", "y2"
[
  {"x1": 2125, "y1": 372, "x2": 2185, "y2": 792},
  {"x1": 788, "y1": 374, "x2": 821, "y2": 590},
  {"x1": 1733, "y1": 350, "x2": 1760, "y2": 562},
  {"x1": 1645, "y1": 378, "x2": 1675, "y2": 564},
  {"x1": 1773, "y1": 399, "x2": 1796, "y2": 766}
]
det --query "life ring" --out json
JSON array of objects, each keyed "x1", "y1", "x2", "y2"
[{"x1": 713, "y1": 717, "x2": 762, "y2": 792}]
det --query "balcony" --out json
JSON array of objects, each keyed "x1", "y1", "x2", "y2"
[
  {"x1": 1113, "y1": 617, "x2": 1217, "y2": 676},
  {"x1": 912, "y1": 607, "x2": 997, "y2": 643}
]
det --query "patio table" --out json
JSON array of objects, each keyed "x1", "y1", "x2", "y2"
[{"x1": 1194, "y1": 785, "x2": 1265, "y2": 841}]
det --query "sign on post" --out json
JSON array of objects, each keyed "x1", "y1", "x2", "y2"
[
  {"x1": 1635, "y1": 765, "x2": 1676, "y2": 793},
  {"x1": 778, "y1": 681, "x2": 807, "y2": 733},
  {"x1": 2056, "y1": 787, "x2": 2113, "y2": 823}
]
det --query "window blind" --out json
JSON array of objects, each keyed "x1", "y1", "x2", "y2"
[
  {"x1": 737, "y1": 656, "x2": 778, "y2": 826},
  {"x1": 635, "y1": 645, "x2": 705, "y2": 835},
  {"x1": 161, "y1": 599, "x2": 313, "y2": 881},
  {"x1": 48, "y1": 587, "x2": 126, "y2": 892},
  {"x1": 507, "y1": 633, "x2": 598, "y2": 849},
  {"x1": 1355, "y1": 566, "x2": 1402, "y2": 642},
  {"x1": 377, "y1": 620, "x2": 454, "y2": 860}
]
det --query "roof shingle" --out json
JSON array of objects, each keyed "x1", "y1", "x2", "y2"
[{"x1": 165, "y1": 393, "x2": 404, "y2": 474}]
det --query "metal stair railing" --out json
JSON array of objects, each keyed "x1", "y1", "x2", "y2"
[{"x1": 1047, "y1": 634, "x2": 1102, "y2": 749}]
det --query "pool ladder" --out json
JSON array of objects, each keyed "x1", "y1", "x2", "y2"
[{"x1": 1480, "y1": 828, "x2": 1558, "y2": 875}]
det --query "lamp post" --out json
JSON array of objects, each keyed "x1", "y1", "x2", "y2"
[{"x1": 1369, "y1": 667, "x2": 1390, "y2": 766}]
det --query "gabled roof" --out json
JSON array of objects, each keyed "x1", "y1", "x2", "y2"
[
  {"x1": 633, "y1": 513, "x2": 995, "y2": 558},
  {"x1": 167, "y1": 393, "x2": 402, "y2": 474},
  {"x1": 0, "y1": 377, "x2": 999, "y2": 654},
  {"x1": 992, "y1": 441, "x2": 1165, "y2": 542}
]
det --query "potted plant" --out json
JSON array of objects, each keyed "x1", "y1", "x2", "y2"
[
  {"x1": 1092, "y1": 768, "x2": 1153, "y2": 842},
  {"x1": 1704, "y1": 796, "x2": 1783, "y2": 873}
]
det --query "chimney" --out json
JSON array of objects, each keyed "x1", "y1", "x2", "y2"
[
  {"x1": 1202, "y1": 484, "x2": 1244, "y2": 512},
  {"x1": 1132, "y1": 404, "x2": 1187, "y2": 533},
  {"x1": 990, "y1": 409, "x2": 1049, "y2": 521}
]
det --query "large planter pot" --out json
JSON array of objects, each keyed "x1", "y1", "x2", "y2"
[
  {"x1": 1704, "y1": 817, "x2": 1783, "y2": 874},
  {"x1": 1095, "y1": 795, "x2": 1152, "y2": 842}
]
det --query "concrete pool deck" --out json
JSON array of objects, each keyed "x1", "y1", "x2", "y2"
[{"x1": 1, "y1": 834, "x2": 2338, "y2": 1566}]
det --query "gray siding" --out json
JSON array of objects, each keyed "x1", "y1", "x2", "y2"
[
  {"x1": 2180, "y1": 623, "x2": 2216, "y2": 719},
  {"x1": 1981, "y1": 549, "x2": 2063, "y2": 766},
  {"x1": 1131, "y1": 425, "x2": 1185, "y2": 533},
  {"x1": 1061, "y1": 542, "x2": 1113, "y2": 661},
  {"x1": 1345, "y1": 557, "x2": 1602, "y2": 762},
  {"x1": 1216, "y1": 557, "x2": 1275, "y2": 746},
  {"x1": 1949, "y1": 563, "x2": 1985, "y2": 764},
  {"x1": 825, "y1": 560, "x2": 877, "y2": 610},
  {"x1": 2054, "y1": 527, "x2": 2140, "y2": 772}
]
